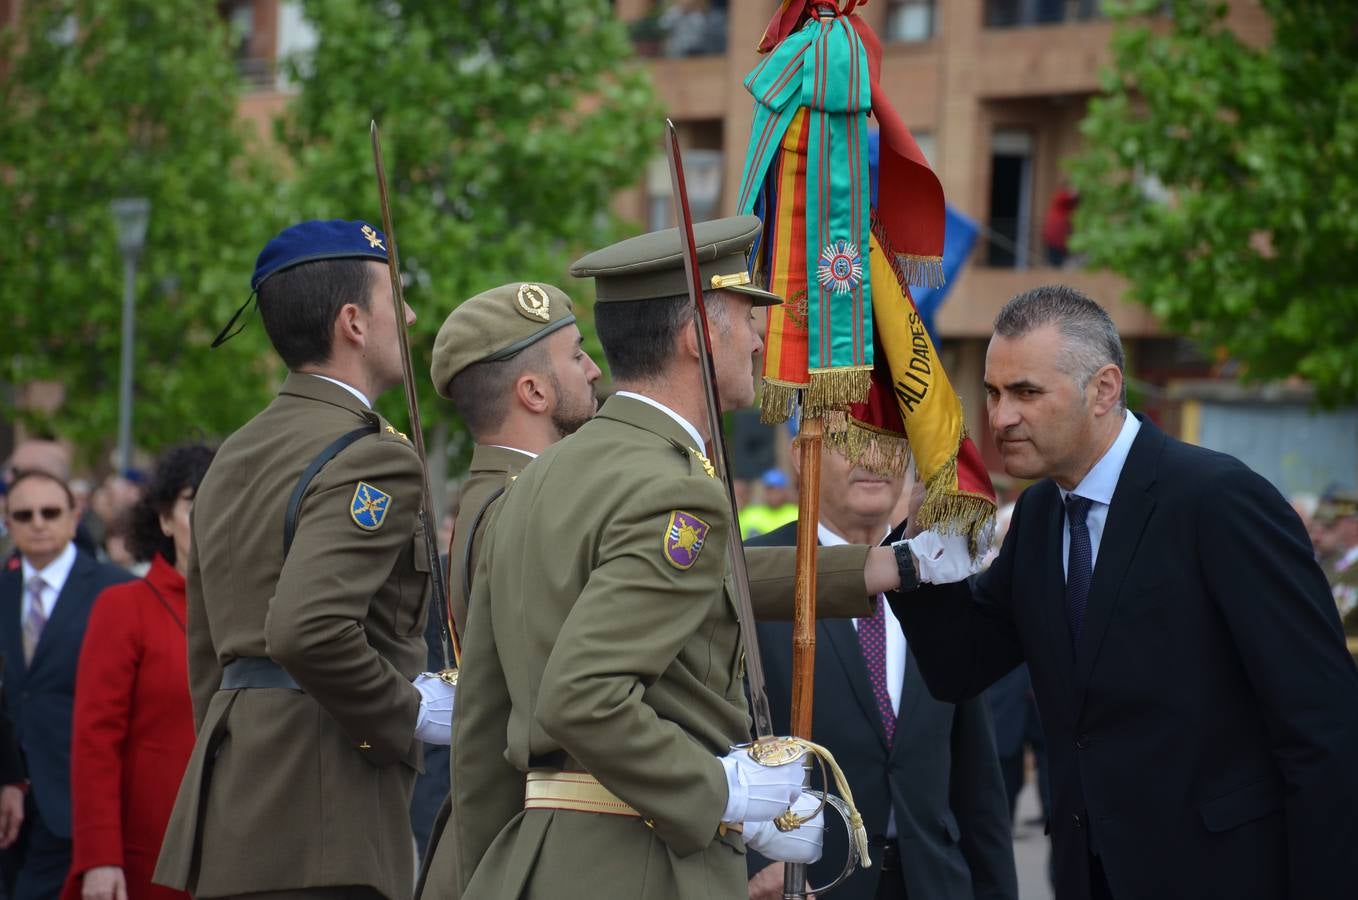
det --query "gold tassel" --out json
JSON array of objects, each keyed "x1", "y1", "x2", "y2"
[
  {"x1": 803, "y1": 366, "x2": 872, "y2": 418},
  {"x1": 759, "y1": 379, "x2": 804, "y2": 425}
]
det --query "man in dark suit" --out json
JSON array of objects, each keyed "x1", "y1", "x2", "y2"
[
  {"x1": 889, "y1": 285, "x2": 1358, "y2": 900},
  {"x1": 0, "y1": 470, "x2": 130, "y2": 899},
  {"x1": 746, "y1": 443, "x2": 1017, "y2": 900}
]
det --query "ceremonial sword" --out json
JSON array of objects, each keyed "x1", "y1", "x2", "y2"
[
  {"x1": 665, "y1": 118, "x2": 776, "y2": 740},
  {"x1": 370, "y1": 120, "x2": 460, "y2": 675}
]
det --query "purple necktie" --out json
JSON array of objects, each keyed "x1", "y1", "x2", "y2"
[
  {"x1": 1065, "y1": 494, "x2": 1094, "y2": 649},
  {"x1": 857, "y1": 600, "x2": 896, "y2": 743},
  {"x1": 23, "y1": 576, "x2": 47, "y2": 665}
]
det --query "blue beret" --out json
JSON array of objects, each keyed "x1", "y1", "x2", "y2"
[{"x1": 252, "y1": 219, "x2": 389, "y2": 291}]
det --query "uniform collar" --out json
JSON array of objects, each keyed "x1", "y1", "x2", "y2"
[
  {"x1": 612, "y1": 391, "x2": 705, "y2": 451},
  {"x1": 309, "y1": 374, "x2": 371, "y2": 408},
  {"x1": 278, "y1": 371, "x2": 374, "y2": 419},
  {"x1": 471, "y1": 444, "x2": 536, "y2": 472}
]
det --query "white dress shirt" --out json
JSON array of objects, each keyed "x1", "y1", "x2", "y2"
[
  {"x1": 615, "y1": 391, "x2": 705, "y2": 451},
  {"x1": 818, "y1": 523, "x2": 906, "y2": 715},
  {"x1": 21, "y1": 541, "x2": 77, "y2": 625},
  {"x1": 311, "y1": 374, "x2": 371, "y2": 409},
  {"x1": 1060, "y1": 412, "x2": 1141, "y2": 578},
  {"x1": 490, "y1": 445, "x2": 537, "y2": 459}
]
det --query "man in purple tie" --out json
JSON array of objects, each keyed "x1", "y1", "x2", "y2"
[
  {"x1": 745, "y1": 444, "x2": 1017, "y2": 900},
  {"x1": 0, "y1": 471, "x2": 130, "y2": 899}
]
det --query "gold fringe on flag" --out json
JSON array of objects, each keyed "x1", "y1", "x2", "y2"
[
  {"x1": 823, "y1": 419, "x2": 914, "y2": 479},
  {"x1": 915, "y1": 452, "x2": 998, "y2": 557},
  {"x1": 759, "y1": 378, "x2": 806, "y2": 425},
  {"x1": 803, "y1": 366, "x2": 872, "y2": 420}
]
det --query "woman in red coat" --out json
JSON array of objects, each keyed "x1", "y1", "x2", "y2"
[{"x1": 62, "y1": 445, "x2": 215, "y2": 900}]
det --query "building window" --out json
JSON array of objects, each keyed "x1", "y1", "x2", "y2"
[
  {"x1": 275, "y1": 0, "x2": 317, "y2": 89},
  {"x1": 646, "y1": 147, "x2": 723, "y2": 232},
  {"x1": 984, "y1": 0, "x2": 1103, "y2": 28},
  {"x1": 986, "y1": 129, "x2": 1034, "y2": 269},
  {"x1": 885, "y1": 0, "x2": 935, "y2": 43},
  {"x1": 630, "y1": 1, "x2": 728, "y2": 59}
]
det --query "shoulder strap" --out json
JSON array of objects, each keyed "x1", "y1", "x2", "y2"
[
  {"x1": 284, "y1": 423, "x2": 380, "y2": 558},
  {"x1": 462, "y1": 485, "x2": 507, "y2": 603}
]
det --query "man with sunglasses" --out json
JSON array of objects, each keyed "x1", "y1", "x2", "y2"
[{"x1": 0, "y1": 470, "x2": 130, "y2": 900}]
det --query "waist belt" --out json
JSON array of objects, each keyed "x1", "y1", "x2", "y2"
[
  {"x1": 220, "y1": 657, "x2": 301, "y2": 691},
  {"x1": 524, "y1": 770, "x2": 641, "y2": 818},
  {"x1": 523, "y1": 770, "x2": 742, "y2": 835}
]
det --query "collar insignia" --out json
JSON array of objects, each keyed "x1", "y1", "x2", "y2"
[
  {"x1": 690, "y1": 448, "x2": 715, "y2": 478},
  {"x1": 350, "y1": 481, "x2": 392, "y2": 531}
]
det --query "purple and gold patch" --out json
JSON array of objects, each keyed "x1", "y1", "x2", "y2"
[{"x1": 664, "y1": 510, "x2": 710, "y2": 570}]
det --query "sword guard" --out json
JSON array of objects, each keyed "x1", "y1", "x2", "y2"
[
  {"x1": 436, "y1": 667, "x2": 459, "y2": 686},
  {"x1": 741, "y1": 736, "x2": 809, "y2": 767}
]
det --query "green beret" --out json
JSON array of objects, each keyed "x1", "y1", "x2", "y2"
[
  {"x1": 570, "y1": 214, "x2": 781, "y2": 306},
  {"x1": 430, "y1": 282, "x2": 576, "y2": 399}
]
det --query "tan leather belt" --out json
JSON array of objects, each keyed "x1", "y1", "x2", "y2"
[
  {"x1": 524, "y1": 770, "x2": 742, "y2": 835},
  {"x1": 524, "y1": 770, "x2": 641, "y2": 818}
]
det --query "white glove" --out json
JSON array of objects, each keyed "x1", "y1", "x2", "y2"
[
  {"x1": 900, "y1": 530, "x2": 983, "y2": 584},
  {"x1": 413, "y1": 672, "x2": 456, "y2": 745},
  {"x1": 743, "y1": 793, "x2": 825, "y2": 864},
  {"x1": 719, "y1": 746, "x2": 805, "y2": 824}
]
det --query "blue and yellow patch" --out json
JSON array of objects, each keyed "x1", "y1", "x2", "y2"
[{"x1": 350, "y1": 481, "x2": 392, "y2": 531}]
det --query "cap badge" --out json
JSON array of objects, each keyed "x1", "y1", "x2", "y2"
[
  {"x1": 817, "y1": 240, "x2": 862, "y2": 294},
  {"x1": 516, "y1": 283, "x2": 551, "y2": 322},
  {"x1": 350, "y1": 481, "x2": 392, "y2": 531},
  {"x1": 664, "y1": 510, "x2": 710, "y2": 570},
  {"x1": 361, "y1": 224, "x2": 386, "y2": 250}
]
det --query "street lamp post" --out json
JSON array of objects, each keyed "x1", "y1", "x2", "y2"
[{"x1": 110, "y1": 197, "x2": 150, "y2": 477}]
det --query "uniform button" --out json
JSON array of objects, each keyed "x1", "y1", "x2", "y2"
[{"x1": 1072, "y1": 813, "x2": 1083, "y2": 828}]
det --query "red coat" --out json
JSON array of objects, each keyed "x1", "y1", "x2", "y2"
[{"x1": 61, "y1": 555, "x2": 194, "y2": 900}]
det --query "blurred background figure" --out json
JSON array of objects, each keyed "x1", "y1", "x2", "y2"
[
  {"x1": 739, "y1": 468, "x2": 798, "y2": 539},
  {"x1": 2, "y1": 440, "x2": 99, "y2": 562},
  {"x1": 0, "y1": 470, "x2": 131, "y2": 900},
  {"x1": 61, "y1": 444, "x2": 215, "y2": 900},
  {"x1": 1314, "y1": 489, "x2": 1358, "y2": 662},
  {"x1": 1040, "y1": 183, "x2": 1079, "y2": 267}
]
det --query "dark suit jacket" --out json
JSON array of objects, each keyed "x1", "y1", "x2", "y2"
[
  {"x1": 0, "y1": 547, "x2": 131, "y2": 838},
  {"x1": 747, "y1": 522, "x2": 1017, "y2": 900},
  {"x1": 892, "y1": 414, "x2": 1358, "y2": 900}
]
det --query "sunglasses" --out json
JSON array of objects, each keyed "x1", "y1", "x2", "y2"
[{"x1": 9, "y1": 507, "x2": 65, "y2": 524}]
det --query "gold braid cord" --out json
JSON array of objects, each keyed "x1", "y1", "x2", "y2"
[{"x1": 770, "y1": 738, "x2": 872, "y2": 869}]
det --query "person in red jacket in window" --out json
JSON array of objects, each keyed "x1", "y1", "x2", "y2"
[{"x1": 61, "y1": 444, "x2": 215, "y2": 900}]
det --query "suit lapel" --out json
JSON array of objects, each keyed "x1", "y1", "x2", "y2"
[
  {"x1": 889, "y1": 652, "x2": 928, "y2": 762},
  {"x1": 822, "y1": 617, "x2": 889, "y2": 749},
  {"x1": 1071, "y1": 420, "x2": 1163, "y2": 714}
]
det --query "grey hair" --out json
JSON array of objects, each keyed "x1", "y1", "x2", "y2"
[{"x1": 994, "y1": 285, "x2": 1126, "y2": 408}]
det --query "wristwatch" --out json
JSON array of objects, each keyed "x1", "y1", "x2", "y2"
[{"x1": 890, "y1": 539, "x2": 919, "y2": 592}]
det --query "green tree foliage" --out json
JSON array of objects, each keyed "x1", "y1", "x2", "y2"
[
  {"x1": 0, "y1": 0, "x2": 282, "y2": 464},
  {"x1": 1070, "y1": 0, "x2": 1358, "y2": 404},
  {"x1": 279, "y1": 0, "x2": 661, "y2": 473}
]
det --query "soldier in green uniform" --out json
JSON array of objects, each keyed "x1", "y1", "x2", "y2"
[
  {"x1": 452, "y1": 216, "x2": 916, "y2": 900},
  {"x1": 155, "y1": 220, "x2": 456, "y2": 900},
  {"x1": 415, "y1": 282, "x2": 601, "y2": 897}
]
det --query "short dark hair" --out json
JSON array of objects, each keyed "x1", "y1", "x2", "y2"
[
  {"x1": 994, "y1": 284, "x2": 1127, "y2": 407},
  {"x1": 594, "y1": 291, "x2": 708, "y2": 382},
  {"x1": 445, "y1": 341, "x2": 553, "y2": 440},
  {"x1": 257, "y1": 258, "x2": 377, "y2": 369},
  {"x1": 6, "y1": 470, "x2": 75, "y2": 509},
  {"x1": 128, "y1": 443, "x2": 216, "y2": 565}
]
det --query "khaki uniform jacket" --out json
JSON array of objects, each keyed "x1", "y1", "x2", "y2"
[
  {"x1": 418, "y1": 444, "x2": 532, "y2": 900},
  {"x1": 154, "y1": 374, "x2": 430, "y2": 899},
  {"x1": 455, "y1": 395, "x2": 873, "y2": 900}
]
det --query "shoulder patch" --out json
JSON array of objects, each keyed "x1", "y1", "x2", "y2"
[
  {"x1": 664, "y1": 510, "x2": 711, "y2": 570},
  {"x1": 350, "y1": 481, "x2": 393, "y2": 531}
]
